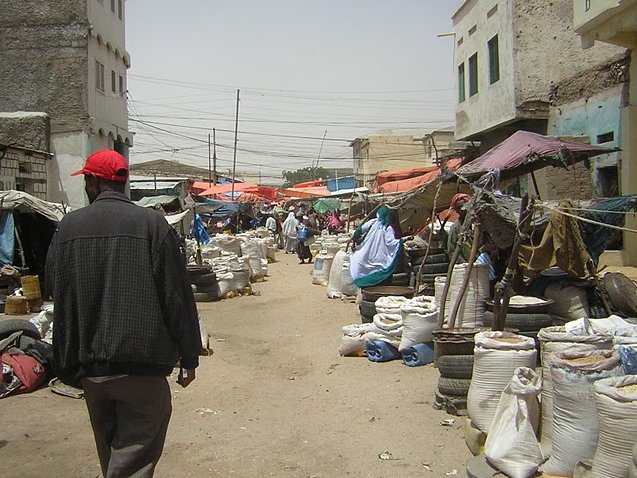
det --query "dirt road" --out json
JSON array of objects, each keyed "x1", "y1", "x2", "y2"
[{"x1": 1, "y1": 256, "x2": 471, "y2": 477}]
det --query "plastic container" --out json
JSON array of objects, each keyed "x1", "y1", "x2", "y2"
[
  {"x1": 366, "y1": 340, "x2": 401, "y2": 362},
  {"x1": 402, "y1": 342, "x2": 434, "y2": 366}
]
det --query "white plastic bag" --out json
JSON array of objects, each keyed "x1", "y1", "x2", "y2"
[
  {"x1": 312, "y1": 253, "x2": 334, "y2": 286},
  {"x1": 438, "y1": 263, "x2": 489, "y2": 328},
  {"x1": 484, "y1": 367, "x2": 544, "y2": 478}
]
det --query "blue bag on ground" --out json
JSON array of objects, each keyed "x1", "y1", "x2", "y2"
[
  {"x1": 402, "y1": 342, "x2": 435, "y2": 366},
  {"x1": 366, "y1": 340, "x2": 401, "y2": 362},
  {"x1": 618, "y1": 346, "x2": 637, "y2": 374}
]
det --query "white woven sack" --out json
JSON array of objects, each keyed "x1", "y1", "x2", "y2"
[
  {"x1": 312, "y1": 253, "x2": 334, "y2": 286},
  {"x1": 540, "y1": 350, "x2": 622, "y2": 477},
  {"x1": 398, "y1": 297, "x2": 438, "y2": 351},
  {"x1": 544, "y1": 282, "x2": 590, "y2": 320},
  {"x1": 591, "y1": 375, "x2": 637, "y2": 478},
  {"x1": 232, "y1": 270, "x2": 250, "y2": 290},
  {"x1": 629, "y1": 443, "x2": 637, "y2": 478},
  {"x1": 339, "y1": 323, "x2": 377, "y2": 356},
  {"x1": 212, "y1": 235, "x2": 242, "y2": 256},
  {"x1": 375, "y1": 296, "x2": 410, "y2": 315},
  {"x1": 467, "y1": 331, "x2": 537, "y2": 434},
  {"x1": 340, "y1": 259, "x2": 358, "y2": 297},
  {"x1": 537, "y1": 327, "x2": 613, "y2": 457},
  {"x1": 484, "y1": 367, "x2": 544, "y2": 478},
  {"x1": 434, "y1": 276, "x2": 452, "y2": 314},
  {"x1": 216, "y1": 272, "x2": 234, "y2": 296},
  {"x1": 372, "y1": 313, "x2": 403, "y2": 333},
  {"x1": 327, "y1": 250, "x2": 347, "y2": 299},
  {"x1": 439, "y1": 263, "x2": 489, "y2": 328},
  {"x1": 240, "y1": 239, "x2": 263, "y2": 259}
]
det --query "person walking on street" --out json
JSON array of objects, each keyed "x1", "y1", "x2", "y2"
[
  {"x1": 282, "y1": 211, "x2": 299, "y2": 254},
  {"x1": 46, "y1": 149, "x2": 202, "y2": 478},
  {"x1": 296, "y1": 214, "x2": 315, "y2": 264}
]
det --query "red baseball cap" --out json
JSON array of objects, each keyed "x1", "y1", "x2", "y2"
[{"x1": 71, "y1": 149, "x2": 129, "y2": 182}]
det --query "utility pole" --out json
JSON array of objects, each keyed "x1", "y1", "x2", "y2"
[
  {"x1": 231, "y1": 89, "x2": 240, "y2": 197},
  {"x1": 313, "y1": 129, "x2": 327, "y2": 180},
  {"x1": 212, "y1": 127, "x2": 217, "y2": 185},
  {"x1": 208, "y1": 133, "x2": 212, "y2": 186}
]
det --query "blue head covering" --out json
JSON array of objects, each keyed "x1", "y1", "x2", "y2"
[{"x1": 376, "y1": 205, "x2": 390, "y2": 226}]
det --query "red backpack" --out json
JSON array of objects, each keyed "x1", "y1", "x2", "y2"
[{"x1": 1, "y1": 351, "x2": 46, "y2": 394}]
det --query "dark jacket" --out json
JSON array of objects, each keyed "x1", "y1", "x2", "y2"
[{"x1": 46, "y1": 190, "x2": 201, "y2": 385}]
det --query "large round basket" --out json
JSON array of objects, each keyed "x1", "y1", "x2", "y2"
[{"x1": 361, "y1": 286, "x2": 415, "y2": 303}]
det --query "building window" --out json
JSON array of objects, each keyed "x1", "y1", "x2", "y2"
[
  {"x1": 118, "y1": 0, "x2": 123, "y2": 19},
  {"x1": 585, "y1": 0, "x2": 591, "y2": 11},
  {"x1": 468, "y1": 53, "x2": 478, "y2": 97},
  {"x1": 488, "y1": 35, "x2": 500, "y2": 84},
  {"x1": 487, "y1": 5, "x2": 498, "y2": 18},
  {"x1": 111, "y1": 70, "x2": 117, "y2": 93},
  {"x1": 119, "y1": 75, "x2": 125, "y2": 95},
  {"x1": 95, "y1": 60, "x2": 105, "y2": 92},
  {"x1": 458, "y1": 63, "x2": 466, "y2": 103},
  {"x1": 597, "y1": 131, "x2": 614, "y2": 143}
]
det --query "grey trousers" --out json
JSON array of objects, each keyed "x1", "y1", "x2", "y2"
[{"x1": 82, "y1": 375, "x2": 172, "y2": 478}]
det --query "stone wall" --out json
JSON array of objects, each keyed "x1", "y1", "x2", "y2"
[
  {"x1": 0, "y1": 0, "x2": 90, "y2": 133},
  {"x1": 0, "y1": 114, "x2": 50, "y2": 152}
]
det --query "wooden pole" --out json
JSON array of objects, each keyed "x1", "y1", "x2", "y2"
[
  {"x1": 437, "y1": 213, "x2": 472, "y2": 328},
  {"x1": 448, "y1": 222, "x2": 481, "y2": 329},
  {"x1": 492, "y1": 194, "x2": 533, "y2": 331}
]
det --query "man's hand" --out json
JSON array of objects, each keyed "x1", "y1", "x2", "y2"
[{"x1": 177, "y1": 368, "x2": 196, "y2": 388}]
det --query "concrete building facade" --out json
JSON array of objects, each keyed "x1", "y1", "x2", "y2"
[
  {"x1": 452, "y1": 0, "x2": 624, "y2": 149},
  {"x1": 351, "y1": 128, "x2": 458, "y2": 187},
  {"x1": 573, "y1": 0, "x2": 637, "y2": 265},
  {"x1": 0, "y1": 0, "x2": 132, "y2": 208}
]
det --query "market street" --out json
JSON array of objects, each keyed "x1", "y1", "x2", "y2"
[{"x1": 0, "y1": 256, "x2": 470, "y2": 477}]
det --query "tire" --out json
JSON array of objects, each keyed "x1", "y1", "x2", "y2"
[
  {"x1": 437, "y1": 377, "x2": 471, "y2": 397},
  {"x1": 412, "y1": 253, "x2": 449, "y2": 266},
  {"x1": 193, "y1": 292, "x2": 218, "y2": 302},
  {"x1": 420, "y1": 272, "x2": 447, "y2": 284},
  {"x1": 483, "y1": 311, "x2": 554, "y2": 332},
  {"x1": 359, "y1": 300, "x2": 377, "y2": 319},
  {"x1": 0, "y1": 319, "x2": 41, "y2": 340},
  {"x1": 186, "y1": 264, "x2": 212, "y2": 275},
  {"x1": 438, "y1": 354, "x2": 474, "y2": 379},
  {"x1": 190, "y1": 273, "x2": 217, "y2": 285},
  {"x1": 194, "y1": 283, "x2": 217, "y2": 294},
  {"x1": 418, "y1": 262, "x2": 449, "y2": 274},
  {"x1": 390, "y1": 272, "x2": 410, "y2": 286}
]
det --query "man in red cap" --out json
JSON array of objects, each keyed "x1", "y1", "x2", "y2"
[{"x1": 46, "y1": 149, "x2": 201, "y2": 477}]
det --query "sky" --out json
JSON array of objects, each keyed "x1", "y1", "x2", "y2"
[{"x1": 125, "y1": 1, "x2": 463, "y2": 184}]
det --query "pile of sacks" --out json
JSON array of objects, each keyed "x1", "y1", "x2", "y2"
[
  {"x1": 464, "y1": 314, "x2": 637, "y2": 478},
  {"x1": 338, "y1": 295, "x2": 438, "y2": 366}
]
